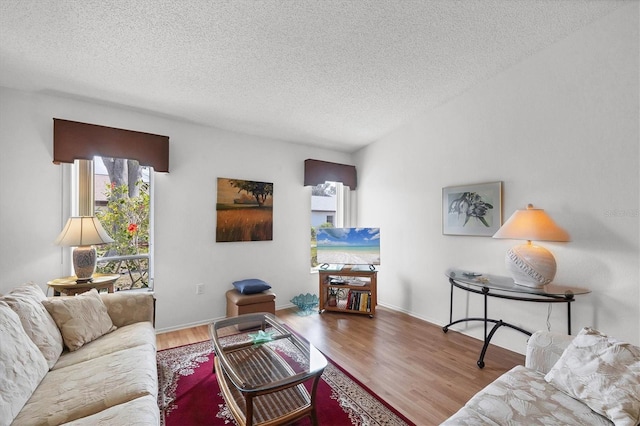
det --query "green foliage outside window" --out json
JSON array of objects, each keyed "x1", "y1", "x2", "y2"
[{"x1": 96, "y1": 180, "x2": 150, "y2": 288}]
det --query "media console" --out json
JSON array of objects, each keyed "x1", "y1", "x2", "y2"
[{"x1": 318, "y1": 266, "x2": 377, "y2": 318}]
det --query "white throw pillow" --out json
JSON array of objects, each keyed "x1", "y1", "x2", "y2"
[
  {"x1": 0, "y1": 301, "x2": 49, "y2": 424},
  {"x1": 545, "y1": 327, "x2": 640, "y2": 426},
  {"x1": 42, "y1": 289, "x2": 117, "y2": 352},
  {"x1": 2, "y1": 282, "x2": 64, "y2": 369}
]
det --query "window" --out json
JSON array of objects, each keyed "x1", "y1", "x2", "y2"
[
  {"x1": 73, "y1": 156, "x2": 154, "y2": 291},
  {"x1": 54, "y1": 119, "x2": 166, "y2": 291},
  {"x1": 310, "y1": 181, "x2": 354, "y2": 268}
]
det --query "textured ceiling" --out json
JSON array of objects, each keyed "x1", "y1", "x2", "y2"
[{"x1": 0, "y1": 1, "x2": 626, "y2": 152}]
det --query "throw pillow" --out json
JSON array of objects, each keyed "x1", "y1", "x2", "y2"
[
  {"x1": 233, "y1": 278, "x2": 272, "y2": 295},
  {"x1": 0, "y1": 301, "x2": 49, "y2": 424},
  {"x1": 42, "y1": 289, "x2": 117, "y2": 352},
  {"x1": 2, "y1": 282, "x2": 64, "y2": 369},
  {"x1": 545, "y1": 327, "x2": 640, "y2": 426}
]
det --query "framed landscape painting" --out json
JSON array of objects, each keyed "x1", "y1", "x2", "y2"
[
  {"x1": 442, "y1": 181, "x2": 502, "y2": 236},
  {"x1": 216, "y1": 178, "x2": 273, "y2": 242}
]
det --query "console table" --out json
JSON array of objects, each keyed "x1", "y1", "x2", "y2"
[{"x1": 443, "y1": 268, "x2": 590, "y2": 368}]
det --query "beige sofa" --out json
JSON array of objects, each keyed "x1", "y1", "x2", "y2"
[
  {"x1": 0, "y1": 283, "x2": 158, "y2": 426},
  {"x1": 442, "y1": 328, "x2": 640, "y2": 426}
]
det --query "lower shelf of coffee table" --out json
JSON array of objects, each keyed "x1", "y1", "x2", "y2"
[{"x1": 214, "y1": 354, "x2": 313, "y2": 426}]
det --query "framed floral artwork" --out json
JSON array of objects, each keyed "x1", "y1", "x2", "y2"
[{"x1": 442, "y1": 182, "x2": 502, "y2": 236}]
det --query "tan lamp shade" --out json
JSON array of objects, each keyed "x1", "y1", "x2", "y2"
[
  {"x1": 493, "y1": 204, "x2": 570, "y2": 288},
  {"x1": 55, "y1": 217, "x2": 114, "y2": 282},
  {"x1": 55, "y1": 216, "x2": 114, "y2": 247}
]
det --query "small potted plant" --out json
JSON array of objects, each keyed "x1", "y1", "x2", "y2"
[{"x1": 328, "y1": 288, "x2": 338, "y2": 307}]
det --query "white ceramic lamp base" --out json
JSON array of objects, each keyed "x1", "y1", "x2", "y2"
[
  {"x1": 505, "y1": 243, "x2": 557, "y2": 288},
  {"x1": 73, "y1": 245, "x2": 97, "y2": 282}
]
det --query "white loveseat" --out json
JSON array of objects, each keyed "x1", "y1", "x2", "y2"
[
  {"x1": 0, "y1": 283, "x2": 159, "y2": 426},
  {"x1": 442, "y1": 328, "x2": 640, "y2": 426}
]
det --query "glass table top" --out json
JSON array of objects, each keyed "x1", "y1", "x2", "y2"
[
  {"x1": 209, "y1": 313, "x2": 327, "y2": 393},
  {"x1": 446, "y1": 268, "x2": 590, "y2": 297}
]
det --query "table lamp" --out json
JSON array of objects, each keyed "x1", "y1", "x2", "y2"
[
  {"x1": 54, "y1": 216, "x2": 114, "y2": 282},
  {"x1": 492, "y1": 204, "x2": 570, "y2": 288}
]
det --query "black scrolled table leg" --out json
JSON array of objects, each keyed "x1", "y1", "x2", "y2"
[
  {"x1": 482, "y1": 286, "x2": 489, "y2": 342},
  {"x1": 443, "y1": 280, "x2": 454, "y2": 333},
  {"x1": 477, "y1": 320, "x2": 503, "y2": 368},
  {"x1": 567, "y1": 298, "x2": 572, "y2": 335},
  {"x1": 477, "y1": 286, "x2": 490, "y2": 368},
  {"x1": 449, "y1": 280, "x2": 454, "y2": 324}
]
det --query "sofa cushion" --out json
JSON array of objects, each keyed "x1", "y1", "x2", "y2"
[
  {"x1": 1, "y1": 282, "x2": 64, "y2": 369},
  {"x1": 52, "y1": 321, "x2": 156, "y2": 370},
  {"x1": 442, "y1": 365, "x2": 612, "y2": 425},
  {"x1": 545, "y1": 327, "x2": 640, "y2": 426},
  {"x1": 12, "y1": 343, "x2": 158, "y2": 425},
  {"x1": 233, "y1": 278, "x2": 272, "y2": 294},
  {"x1": 0, "y1": 301, "x2": 49, "y2": 425},
  {"x1": 42, "y1": 289, "x2": 116, "y2": 351},
  {"x1": 100, "y1": 291, "x2": 155, "y2": 327},
  {"x1": 59, "y1": 394, "x2": 160, "y2": 425},
  {"x1": 525, "y1": 330, "x2": 574, "y2": 375}
]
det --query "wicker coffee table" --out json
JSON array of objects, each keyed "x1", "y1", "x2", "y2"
[{"x1": 209, "y1": 313, "x2": 327, "y2": 426}]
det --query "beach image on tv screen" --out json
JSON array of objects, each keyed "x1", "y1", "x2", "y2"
[{"x1": 316, "y1": 228, "x2": 380, "y2": 265}]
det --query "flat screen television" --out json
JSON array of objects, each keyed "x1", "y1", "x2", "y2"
[{"x1": 316, "y1": 227, "x2": 380, "y2": 269}]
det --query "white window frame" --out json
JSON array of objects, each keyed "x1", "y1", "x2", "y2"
[
  {"x1": 334, "y1": 182, "x2": 356, "y2": 228},
  {"x1": 61, "y1": 158, "x2": 155, "y2": 290}
]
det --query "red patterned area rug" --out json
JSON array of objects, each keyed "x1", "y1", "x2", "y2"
[{"x1": 157, "y1": 340, "x2": 415, "y2": 426}]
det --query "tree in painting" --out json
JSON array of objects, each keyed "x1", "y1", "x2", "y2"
[{"x1": 228, "y1": 179, "x2": 273, "y2": 207}]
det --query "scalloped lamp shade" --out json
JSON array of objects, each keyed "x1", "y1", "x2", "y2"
[
  {"x1": 54, "y1": 216, "x2": 114, "y2": 282},
  {"x1": 493, "y1": 204, "x2": 570, "y2": 288}
]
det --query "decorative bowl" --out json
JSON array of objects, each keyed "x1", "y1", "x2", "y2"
[{"x1": 290, "y1": 293, "x2": 319, "y2": 315}]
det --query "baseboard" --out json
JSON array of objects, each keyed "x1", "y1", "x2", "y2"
[
  {"x1": 156, "y1": 303, "x2": 297, "y2": 334},
  {"x1": 155, "y1": 316, "x2": 223, "y2": 334}
]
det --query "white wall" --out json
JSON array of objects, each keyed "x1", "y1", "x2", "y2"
[
  {"x1": 355, "y1": 4, "x2": 639, "y2": 352},
  {"x1": 1, "y1": 4, "x2": 637, "y2": 353},
  {"x1": 0, "y1": 88, "x2": 351, "y2": 331}
]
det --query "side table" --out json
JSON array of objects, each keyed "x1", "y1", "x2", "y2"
[
  {"x1": 47, "y1": 273, "x2": 120, "y2": 296},
  {"x1": 443, "y1": 268, "x2": 590, "y2": 368}
]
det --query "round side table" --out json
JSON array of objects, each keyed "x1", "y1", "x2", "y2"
[{"x1": 47, "y1": 273, "x2": 120, "y2": 296}]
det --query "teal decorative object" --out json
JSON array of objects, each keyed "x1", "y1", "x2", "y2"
[
  {"x1": 290, "y1": 293, "x2": 319, "y2": 316},
  {"x1": 248, "y1": 330, "x2": 275, "y2": 344}
]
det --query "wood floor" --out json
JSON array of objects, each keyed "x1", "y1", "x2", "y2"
[{"x1": 156, "y1": 306, "x2": 524, "y2": 425}]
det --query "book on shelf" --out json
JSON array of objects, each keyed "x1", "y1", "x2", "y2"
[{"x1": 346, "y1": 289, "x2": 371, "y2": 312}]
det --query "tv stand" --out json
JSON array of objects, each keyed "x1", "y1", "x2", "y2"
[{"x1": 318, "y1": 266, "x2": 377, "y2": 318}]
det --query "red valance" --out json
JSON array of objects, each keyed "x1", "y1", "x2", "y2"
[
  {"x1": 53, "y1": 119, "x2": 170, "y2": 172},
  {"x1": 304, "y1": 159, "x2": 357, "y2": 189}
]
